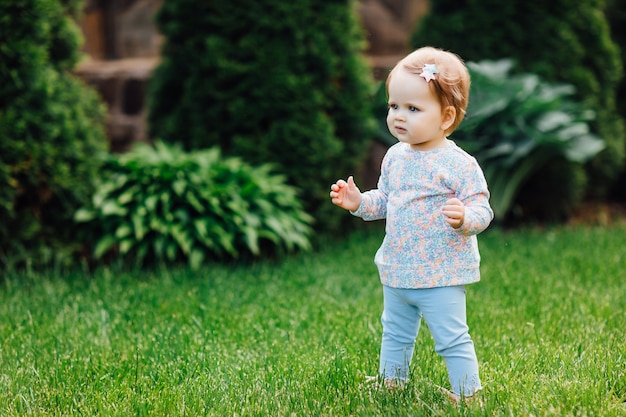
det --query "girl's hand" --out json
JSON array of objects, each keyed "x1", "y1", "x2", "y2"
[
  {"x1": 442, "y1": 198, "x2": 465, "y2": 229},
  {"x1": 330, "y1": 176, "x2": 362, "y2": 212}
]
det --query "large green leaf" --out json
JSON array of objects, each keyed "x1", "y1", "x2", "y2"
[{"x1": 94, "y1": 235, "x2": 117, "y2": 259}]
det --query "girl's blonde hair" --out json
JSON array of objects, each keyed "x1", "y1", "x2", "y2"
[{"x1": 387, "y1": 46, "x2": 470, "y2": 135}]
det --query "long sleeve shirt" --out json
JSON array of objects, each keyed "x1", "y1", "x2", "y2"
[{"x1": 352, "y1": 141, "x2": 493, "y2": 289}]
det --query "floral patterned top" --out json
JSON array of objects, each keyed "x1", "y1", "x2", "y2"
[{"x1": 352, "y1": 140, "x2": 493, "y2": 289}]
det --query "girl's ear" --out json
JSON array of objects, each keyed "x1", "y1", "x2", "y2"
[{"x1": 441, "y1": 106, "x2": 456, "y2": 132}]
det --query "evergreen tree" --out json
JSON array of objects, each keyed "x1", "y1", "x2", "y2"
[
  {"x1": 0, "y1": 0, "x2": 107, "y2": 269},
  {"x1": 148, "y1": 0, "x2": 375, "y2": 232},
  {"x1": 606, "y1": 0, "x2": 626, "y2": 118},
  {"x1": 411, "y1": 0, "x2": 625, "y2": 198},
  {"x1": 606, "y1": 0, "x2": 626, "y2": 199}
]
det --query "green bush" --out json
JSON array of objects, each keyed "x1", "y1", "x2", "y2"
[
  {"x1": 606, "y1": 0, "x2": 626, "y2": 200},
  {"x1": 147, "y1": 0, "x2": 376, "y2": 232},
  {"x1": 454, "y1": 60, "x2": 604, "y2": 222},
  {"x1": 411, "y1": 0, "x2": 625, "y2": 198},
  {"x1": 75, "y1": 141, "x2": 313, "y2": 269},
  {"x1": 0, "y1": 0, "x2": 107, "y2": 270}
]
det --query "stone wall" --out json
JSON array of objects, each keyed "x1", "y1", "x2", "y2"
[
  {"x1": 74, "y1": 57, "x2": 156, "y2": 151},
  {"x1": 76, "y1": 0, "x2": 163, "y2": 151},
  {"x1": 358, "y1": 0, "x2": 427, "y2": 78},
  {"x1": 74, "y1": 0, "x2": 426, "y2": 152}
]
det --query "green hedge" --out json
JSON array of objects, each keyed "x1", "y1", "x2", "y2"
[
  {"x1": 606, "y1": 0, "x2": 626, "y2": 200},
  {"x1": 0, "y1": 0, "x2": 107, "y2": 270},
  {"x1": 606, "y1": 0, "x2": 626, "y2": 120},
  {"x1": 411, "y1": 0, "x2": 625, "y2": 199},
  {"x1": 148, "y1": 0, "x2": 376, "y2": 232}
]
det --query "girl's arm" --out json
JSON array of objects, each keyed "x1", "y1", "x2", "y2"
[
  {"x1": 445, "y1": 158, "x2": 494, "y2": 235},
  {"x1": 352, "y1": 188, "x2": 388, "y2": 221},
  {"x1": 443, "y1": 194, "x2": 492, "y2": 235}
]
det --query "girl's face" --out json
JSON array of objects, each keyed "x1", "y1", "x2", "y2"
[{"x1": 386, "y1": 68, "x2": 454, "y2": 151}]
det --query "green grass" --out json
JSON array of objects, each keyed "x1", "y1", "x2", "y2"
[{"x1": 1, "y1": 224, "x2": 625, "y2": 416}]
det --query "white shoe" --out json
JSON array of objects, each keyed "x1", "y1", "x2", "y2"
[
  {"x1": 364, "y1": 375, "x2": 406, "y2": 391},
  {"x1": 437, "y1": 385, "x2": 483, "y2": 406}
]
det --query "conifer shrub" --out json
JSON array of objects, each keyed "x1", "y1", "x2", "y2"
[
  {"x1": 606, "y1": 0, "x2": 626, "y2": 200},
  {"x1": 606, "y1": 0, "x2": 626, "y2": 119},
  {"x1": 0, "y1": 0, "x2": 107, "y2": 270},
  {"x1": 411, "y1": 0, "x2": 625, "y2": 199},
  {"x1": 148, "y1": 0, "x2": 376, "y2": 232}
]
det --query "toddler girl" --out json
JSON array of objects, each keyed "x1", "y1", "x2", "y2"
[{"x1": 330, "y1": 46, "x2": 493, "y2": 402}]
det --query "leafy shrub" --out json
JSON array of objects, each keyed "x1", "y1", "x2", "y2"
[
  {"x1": 454, "y1": 60, "x2": 604, "y2": 222},
  {"x1": 147, "y1": 0, "x2": 376, "y2": 233},
  {"x1": 411, "y1": 0, "x2": 624, "y2": 198},
  {"x1": 0, "y1": 0, "x2": 107, "y2": 270},
  {"x1": 75, "y1": 141, "x2": 313, "y2": 269}
]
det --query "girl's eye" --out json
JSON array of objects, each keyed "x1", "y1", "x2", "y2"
[
  {"x1": 389, "y1": 104, "x2": 398, "y2": 110},
  {"x1": 409, "y1": 106, "x2": 418, "y2": 112}
]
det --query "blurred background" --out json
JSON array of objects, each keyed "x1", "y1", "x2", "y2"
[
  {"x1": 2, "y1": 0, "x2": 625, "y2": 271},
  {"x1": 74, "y1": 0, "x2": 426, "y2": 152}
]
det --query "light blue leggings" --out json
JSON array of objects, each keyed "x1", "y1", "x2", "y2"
[{"x1": 379, "y1": 285, "x2": 482, "y2": 396}]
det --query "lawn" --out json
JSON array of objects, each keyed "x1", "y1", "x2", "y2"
[{"x1": 0, "y1": 224, "x2": 624, "y2": 416}]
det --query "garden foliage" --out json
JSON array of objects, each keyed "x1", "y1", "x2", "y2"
[
  {"x1": 0, "y1": 0, "x2": 107, "y2": 270},
  {"x1": 606, "y1": 0, "x2": 626, "y2": 200},
  {"x1": 75, "y1": 141, "x2": 313, "y2": 269},
  {"x1": 411, "y1": 0, "x2": 625, "y2": 198},
  {"x1": 148, "y1": 0, "x2": 376, "y2": 232},
  {"x1": 607, "y1": 0, "x2": 626, "y2": 119}
]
